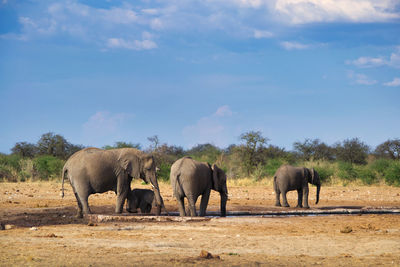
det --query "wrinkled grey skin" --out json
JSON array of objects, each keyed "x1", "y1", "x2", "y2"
[
  {"x1": 170, "y1": 157, "x2": 228, "y2": 217},
  {"x1": 61, "y1": 147, "x2": 165, "y2": 218},
  {"x1": 127, "y1": 188, "x2": 154, "y2": 214},
  {"x1": 273, "y1": 165, "x2": 321, "y2": 209}
]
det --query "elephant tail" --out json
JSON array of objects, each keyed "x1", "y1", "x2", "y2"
[
  {"x1": 61, "y1": 167, "x2": 68, "y2": 198},
  {"x1": 273, "y1": 175, "x2": 278, "y2": 193}
]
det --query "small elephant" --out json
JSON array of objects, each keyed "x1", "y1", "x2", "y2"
[
  {"x1": 170, "y1": 157, "x2": 228, "y2": 217},
  {"x1": 127, "y1": 189, "x2": 155, "y2": 214},
  {"x1": 61, "y1": 147, "x2": 165, "y2": 218},
  {"x1": 273, "y1": 165, "x2": 321, "y2": 209}
]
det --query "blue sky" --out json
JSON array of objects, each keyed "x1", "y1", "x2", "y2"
[{"x1": 1, "y1": 0, "x2": 400, "y2": 153}]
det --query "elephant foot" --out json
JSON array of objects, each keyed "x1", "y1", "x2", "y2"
[
  {"x1": 283, "y1": 204, "x2": 290, "y2": 208},
  {"x1": 275, "y1": 203, "x2": 282, "y2": 207},
  {"x1": 296, "y1": 205, "x2": 303, "y2": 208},
  {"x1": 303, "y1": 206, "x2": 310, "y2": 209},
  {"x1": 76, "y1": 213, "x2": 83, "y2": 219}
]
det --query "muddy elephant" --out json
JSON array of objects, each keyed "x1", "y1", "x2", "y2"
[
  {"x1": 127, "y1": 188, "x2": 155, "y2": 214},
  {"x1": 273, "y1": 165, "x2": 321, "y2": 208},
  {"x1": 61, "y1": 147, "x2": 165, "y2": 217},
  {"x1": 170, "y1": 157, "x2": 228, "y2": 217}
]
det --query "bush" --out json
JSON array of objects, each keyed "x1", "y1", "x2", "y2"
[
  {"x1": 370, "y1": 158, "x2": 391, "y2": 176},
  {"x1": 264, "y1": 158, "x2": 286, "y2": 176},
  {"x1": 355, "y1": 165, "x2": 377, "y2": 185},
  {"x1": 385, "y1": 161, "x2": 400, "y2": 186},
  {"x1": 337, "y1": 162, "x2": 358, "y2": 181},
  {"x1": 157, "y1": 162, "x2": 171, "y2": 182},
  {"x1": 314, "y1": 164, "x2": 335, "y2": 184},
  {"x1": 33, "y1": 155, "x2": 65, "y2": 180}
]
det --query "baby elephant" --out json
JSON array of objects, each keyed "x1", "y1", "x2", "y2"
[
  {"x1": 127, "y1": 189, "x2": 155, "y2": 214},
  {"x1": 273, "y1": 165, "x2": 321, "y2": 209}
]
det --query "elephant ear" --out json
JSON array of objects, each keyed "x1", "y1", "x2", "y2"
[
  {"x1": 118, "y1": 150, "x2": 140, "y2": 178},
  {"x1": 143, "y1": 156, "x2": 154, "y2": 170},
  {"x1": 211, "y1": 164, "x2": 220, "y2": 191}
]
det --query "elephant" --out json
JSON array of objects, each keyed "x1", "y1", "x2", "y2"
[
  {"x1": 273, "y1": 165, "x2": 321, "y2": 209},
  {"x1": 126, "y1": 188, "x2": 155, "y2": 214},
  {"x1": 61, "y1": 147, "x2": 165, "y2": 218},
  {"x1": 170, "y1": 157, "x2": 228, "y2": 217}
]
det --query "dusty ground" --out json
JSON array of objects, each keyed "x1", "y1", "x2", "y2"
[{"x1": 1, "y1": 180, "x2": 400, "y2": 266}]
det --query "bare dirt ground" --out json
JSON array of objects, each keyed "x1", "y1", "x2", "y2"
[{"x1": 1, "y1": 180, "x2": 400, "y2": 266}]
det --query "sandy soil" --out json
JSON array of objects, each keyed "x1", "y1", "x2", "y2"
[{"x1": 1, "y1": 181, "x2": 400, "y2": 266}]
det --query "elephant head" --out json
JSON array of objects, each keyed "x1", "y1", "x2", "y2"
[
  {"x1": 117, "y1": 148, "x2": 165, "y2": 215},
  {"x1": 211, "y1": 164, "x2": 228, "y2": 217},
  {"x1": 310, "y1": 168, "x2": 321, "y2": 204}
]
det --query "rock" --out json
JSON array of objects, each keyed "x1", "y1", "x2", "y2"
[
  {"x1": 199, "y1": 250, "x2": 220, "y2": 260},
  {"x1": 340, "y1": 226, "x2": 352, "y2": 233},
  {"x1": 30, "y1": 227, "x2": 38, "y2": 231},
  {"x1": 5, "y1": 224, "x2": 14, "y2": 230}
]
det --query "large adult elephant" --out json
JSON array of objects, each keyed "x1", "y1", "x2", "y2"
[
  {"x1": 273, "y1": 165, "x2": 321, "y2": 209},
  {"x1": 170, "y1": 157, "x2": 228, "y2": 217},
  {"x1": 61, "y1": 147, "x2": 165, "y2": 217}
]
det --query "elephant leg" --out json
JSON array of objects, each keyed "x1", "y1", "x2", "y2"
[
  {"x1": 80, "y1": 194, "x2": 91, "y2": 215},
  {"x1": 296, "y1": 189, "x2": 303, "y2": 208},
  {"x1": 187, "y1": 195, "x2": 198, "y2": 217},
  {"x1": 116, "y1": 191, "x2": 128, "y2": 213},
  {"x1": 282, "y1": 192, "x2": 290, "y2": 207},
  {"x1": 199, "y1": 190, "x2": 211, "y2": 217},
  {"x1": 176, "y1": 196, "x2": 186, "y2": 217},
  {"x1": 274, "y1": 188, "x2": 281, "y2": 207},
  {"x1": 115, "y1": 175, "x2": 129, "y2": 214},
  {"x1": 74, "y1": 186, "x2": 91, "y2": 216},
  {"x1": 302, "y1": 185, "x2": 310, "y2": 209},
  {"x1": 73, "y1": 191, "x2": 83, "y2": 218}
]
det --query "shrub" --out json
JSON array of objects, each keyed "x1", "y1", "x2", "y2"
[
  {"x1": 314, "y1": 164, "x2": 335, "y2": 184},
  {"x1": 157, "y1": 162, "x2": 171, "y2": 182},
  {"x1": 337, "y1": 162, "x2": 358, "y2": 181},
  {"x1": 251, "y1": 163, "x2": 267, "y2": 181},
  {"x1": 264, "y1": 158, "x2": 286, "y2": 176},
  {"x1": 370, "y1": 158, "x2": 391, "y2": 177},
  {"x1": 355, "y1": 165, "x2": 377, "y2": 185},
  {"x1": 33, "y1": 155, "x2": 65, "y2": 180},
  {"x1": 385, "y1": 161, "x2": 400, "y2": 186}
]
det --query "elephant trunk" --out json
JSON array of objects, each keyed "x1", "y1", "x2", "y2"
[
  {"x1": 150, "y1": 175, "x2": 168, "y2": 215},
  {"x1": 220, "y1": 192, "x2": 227, "y2": 217},
  {"x1": 316, "y1": 184, "x2": 321, "y2": 204}
]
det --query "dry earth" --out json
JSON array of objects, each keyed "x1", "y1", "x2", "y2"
[{"x1": 1, "y1": 180, "x2": 400, "y2": 266}]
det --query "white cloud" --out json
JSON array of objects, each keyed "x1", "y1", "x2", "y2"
[
  {"x1": 274, "y1": 0, "x2": 400, "y2": 24},
  {"x1": 346, "y1": 56, "x2": 387, "y2": 68},
  {"x1": 384, "y1": 77, "x2": 400, "y2": 87},
  {"x1": 182, "y1": 105, "x2": 238, "y2": 148},
  {"x1": 280, "y1": 41, "x2": 310, "y2": 50},
  {"x1": 347, "y1": 71, "x2": 377, "y2": 85},
  {"x1": 253, "y1": 29, "x2": 274, "y2": 39},
  {"x1": 346, "y1": 47, "x2": 400, "y2": 69},
  {"x1": 82, "y1": 111, "x2": 134, "y2": 146},
  {"x1": 107, "y1": 38, "x2": 157, "y2": 50},
  {"x1": 215, "y1": 105, "x2": 233, "y2": 117}
]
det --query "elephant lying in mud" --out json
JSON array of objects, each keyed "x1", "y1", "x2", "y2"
[
  {"x1": 126, "y1": 189, "x2": 155, "y2": 214},
  {"x1": 170, "y1": 157, "x2": 228, "y2": 217},
  {"x1": 273, "y1": 165, "x2": 321, "y2": 209},
  {"x1": 62, "y1": 147, "x2": 166, "y2": 218}
]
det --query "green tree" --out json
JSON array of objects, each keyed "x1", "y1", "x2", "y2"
[
  {"x1": 293, "y1": 138, "x2": 334, "y2": 161},
  {"x1": 375, "y1": 138, "x2": 400, "y2": 160},
  {"x1": 335, "y1": 138, "x2": 370, "y2": 165},
  {"x1": 103, "y1": 142, "x2": 141, "y2": 150},
  {"x1": 239, "y1": 131, "x2": 269, "y2": 176},
  {"x1": 186, "y1": 143, "x2": 222, "y2": 164},
  {"x1": 11, "y1": 142, "x2": 37, "y2": 158}
]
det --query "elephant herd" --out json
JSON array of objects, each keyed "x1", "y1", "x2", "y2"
[{"x1": 62, "y1": 148, "x2": 321, "y2": 218}]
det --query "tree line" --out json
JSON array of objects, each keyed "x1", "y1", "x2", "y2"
[{"x1": 1, "y1": 131, "x2": 400, "y2": 186}]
